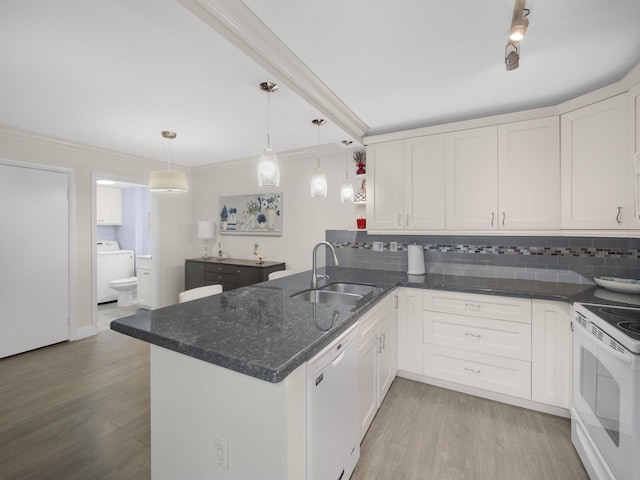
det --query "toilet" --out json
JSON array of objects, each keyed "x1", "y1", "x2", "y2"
[{"x1": 108, "y1": 277, "x2": 137, "y2": 307}]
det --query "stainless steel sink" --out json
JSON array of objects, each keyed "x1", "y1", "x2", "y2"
[
  {"x1": 319, "y1": 282, "x2": 383, "y2": 297},
  {"x1": 290, "y1": 282, "x2": 383, "y2": 306},
  {"x1": 290, "y1": 289, "x2": 363, "y2": 306}
]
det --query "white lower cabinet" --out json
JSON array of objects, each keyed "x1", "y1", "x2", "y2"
[
  {"x1": 136, "y1": 256, "x2": 152, "y2": 308},
  {"x1": 422, "y1": 290, "x2": 532, "y2": 400},
  {"x1": 396, "y1": 287, "x2": 423, "y2": 374},
  {"x1": 395, "y1": 288, "x2": 573, "y2": 413},
  {"x1": 358, "y1": 295, "x2": 396, "y2": 441},
  {"x1": 423, "y1": 344, "x2": 532, "y2": 399},
  {"x1": 531, "y1": 300, "x2": 572, "y2": 409}
]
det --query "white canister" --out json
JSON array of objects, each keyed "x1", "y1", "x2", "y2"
[{"x1": 407, "y1": 244, "x2": 425, "y2": 275}]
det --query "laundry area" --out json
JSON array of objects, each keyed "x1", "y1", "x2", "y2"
[{"x1": 95, "y1": 182, "x2": 153, "y2": 330}]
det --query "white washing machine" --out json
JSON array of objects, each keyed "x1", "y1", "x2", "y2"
[{"x1": 97, "y1": 241, "x2": 134, "y2": 303}]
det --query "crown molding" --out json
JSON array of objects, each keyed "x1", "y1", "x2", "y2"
[
  {"x1": 177, "y1": 0, "x2": 368, "y2": 143},
  {"x1": 0, "y1": 124, "x2": 185, "y2": 171}
]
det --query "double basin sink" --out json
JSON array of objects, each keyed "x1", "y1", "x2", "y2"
[{"x1": 291, "y1": 282, "x2": 383, "y2": 306}]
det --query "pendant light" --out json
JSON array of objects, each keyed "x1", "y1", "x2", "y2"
[
  {"x1": 258, "y1": 82, "x2": 280, "y2": 187},
  {"x1": 340, "y1": 140, "x2": 355, "y2": 203},
  {"x1": 310, "y1": 118, "x2": 327, "y2": 197},
  {"x1": 149, "y1": 131, "x2": 188, "y2": 193}
]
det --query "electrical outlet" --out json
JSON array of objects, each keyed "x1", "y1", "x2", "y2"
[
  {"x1": 390, "y1": 242, "x2": 398, "y2": 252},
  {"x1": 372, "y1": 241, "x2": 383, "y2": 252},
  {"x1": 215, "y1": 435, "x2": 228, "y2": 469}
]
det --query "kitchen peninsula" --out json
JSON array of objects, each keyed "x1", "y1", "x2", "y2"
[{"x1": 112, "y1": 267, "x2": 595, "y2": 480}]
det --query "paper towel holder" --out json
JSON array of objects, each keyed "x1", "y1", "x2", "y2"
[{"x1": 407, "y1": 243, "x2": 425, "y2": 275}]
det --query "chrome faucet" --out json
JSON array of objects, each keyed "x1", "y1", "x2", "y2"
[{"x1": 311, "y1": 241, "x2": 339, "y2": 289}]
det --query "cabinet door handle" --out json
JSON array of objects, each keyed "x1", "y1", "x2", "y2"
[
  {"x1": 406, "y1": 214, "x2": 410, "y2": 226},
  {"x1": 397, "y1": 214, "x2": 402, "y2": 226},
  {"x1": 616, "y1": 207, "x2": 622, "y2": 224},
  {"x1": 491, "y1": 212, "x2": 495, "y2": 227},
  {"x1": 381, "y1": 333, "x2": 386, "y2": 349},
  {"x1": 502, "y1": 211, "x2": 506, "y2": 227},
  {"x1": 377, "y1": 336, "x2": 382, "y2": 354}
]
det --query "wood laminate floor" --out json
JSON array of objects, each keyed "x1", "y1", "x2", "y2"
[
  {"x1": 0, "y1": 331, "x2": 588, "y2": 480},
  {"x1": 0, "y1": 330, "x2": 150, "y2": 480},
  {"x1": 352, "y1": 378, "x2": 589, "y2": 480}
]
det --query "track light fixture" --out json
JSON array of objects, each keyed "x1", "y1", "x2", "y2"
[
  {"x1": 509, "y1": 6, "x2": 530, "y2": 42},
  {"x1": 505, "y1": 0, "x2": 529, "y2": 71},
  {"x1": 505, "y1": 42, "x2": 520, "y2": 71}
]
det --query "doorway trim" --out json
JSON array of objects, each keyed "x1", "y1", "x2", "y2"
[{"x1": 91, "y1": 172, "x2": 159, "y2": 334}]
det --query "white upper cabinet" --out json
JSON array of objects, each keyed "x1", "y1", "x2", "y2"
[
  {"x1": 366, "y1": 140, "x2": 404, "y2": 230},
  {"x1": 632, "y1": 85, "x2": 640, "y2": 224},
  {"x1": 445, "y1": 126, "x2": 498, "y2": 230},
  {"x1": 403, "y1": 135, "x2": 446, "y2": 230},
  {"x1": 498, "y1": 117, "x2": 560, "y2": 229},
  {"x1": 96, "y1": 185, "x2": 123, "y2": 225},
  {"x1": 561, "y1": 94, "x2": 633, "y2": 229},
  {"x1": 367, "y1": 135, "x2": 445, "y2": 230}
]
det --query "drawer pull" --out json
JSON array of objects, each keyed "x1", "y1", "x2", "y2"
[
  {"x1": 464, "y1": 332, "x2": 482, "y2": 339},
  {"x1": 464, "y1": 303, "x2": 481, "y2": 311},
  {"x1": 464, "y1": 367, "x2": 481, "y2": 375}
]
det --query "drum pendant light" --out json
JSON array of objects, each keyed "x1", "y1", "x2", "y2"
[
  {"x1": 310, "y1": 119, "x2": 327, "y2": 197},
  {"x1": 258, "y1": 82, "x2": 280, "y2": 187},
  {"x1": 149, "y1": 131, "x2": 188, "y2": 193},
  {"x1": 340, "y1": 140, "x2": 354, "y2": 203}
]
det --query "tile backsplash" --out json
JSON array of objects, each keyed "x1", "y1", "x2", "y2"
[{"x1": 326, "y1": 230, "x2": 640, "y2": 284}]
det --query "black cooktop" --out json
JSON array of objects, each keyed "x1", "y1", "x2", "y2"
[{"x1": 582, "y1": 304, "x2": 640, "y2": 342}]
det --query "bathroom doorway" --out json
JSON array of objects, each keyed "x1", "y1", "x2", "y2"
[{"x1": 92, "y1": 175, "x2": 156, "y2": 333}]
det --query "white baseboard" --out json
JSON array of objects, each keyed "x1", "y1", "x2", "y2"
[
  {"x1": 397, "y1": 370, "x2": 570, "y2": 419},
  {"x1": 73, "y1": 324, "x2": 96, "y2": 340}
]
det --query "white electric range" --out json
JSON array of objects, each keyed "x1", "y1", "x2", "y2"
[{"x1": 572, "y1": 302, "x2": 640, "y2": 480}]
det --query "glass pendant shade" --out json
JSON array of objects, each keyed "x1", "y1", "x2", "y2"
[
  {"x1": 310, "y1": 168, "x2": 327, "y2": 197},
  {"x1": 258, "y1": 147, "x2": 280, "y2": 187},
  {"x1": 340, "y1": 180, "x2": 355, "y2": 203}
]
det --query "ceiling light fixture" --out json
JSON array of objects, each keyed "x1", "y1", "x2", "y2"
[
  {"x1": 310, "y1": 118, "x2": 327, "y2": 198},
  {"x1": 340, "y1": 140, "x2": 354, "y2": 203},
  {"x1": 505, "y1": 41, "x2": 520, "y2": 71},
  {"x1": 258, "y1": 81, "x2": 280, "y2": 187},
  {"x1": 149, "y1": 131, "x2": 188, "y2": 193},
  {"x1": 509, "y1": 1, "x2": 530, "y2": 42}
]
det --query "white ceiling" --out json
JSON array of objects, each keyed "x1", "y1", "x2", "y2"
[{"x1": 1, "y1": 0, "x2": 639, "y2": 167}]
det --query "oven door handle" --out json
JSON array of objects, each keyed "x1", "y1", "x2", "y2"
[{"x1": 574, "y1": 318, "x2": 633, "y2": 366}]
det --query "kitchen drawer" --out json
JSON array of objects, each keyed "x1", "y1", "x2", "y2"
[
  {"x1": 424, "y1": 290, "x2": 531, "y2": 324},
  {"x1": 206, "y1": 263, "x2": 240, "y2": 275},
  {"x1": 205, "y1": 272, "x2": 237, "y2": 284},
  {"x1": 423, "y1": 344, "x2": 531, "y2": 399},
  {"x1": 423, "y1": 311, "x2": 531, "y2": 361}
]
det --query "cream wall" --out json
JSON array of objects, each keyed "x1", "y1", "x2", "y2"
[
  {"x1": 190, "y1": 146, "x2": 364, "y2": 273},
  {"x1": 0, "y1": 126, "x2": 191, "y2": 337}
]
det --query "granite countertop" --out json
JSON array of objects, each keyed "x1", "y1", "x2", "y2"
[{"x1": 111, "y1": 266, "x2": 609, "y2": 384}]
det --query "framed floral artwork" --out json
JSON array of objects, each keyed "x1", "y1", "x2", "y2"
[{"x1": 219, "y1": 193, "x2": 282, "y2": 236}]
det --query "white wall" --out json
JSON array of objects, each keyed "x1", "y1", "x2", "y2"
[
  {"x1": 0, "y1": 126, "x2": 191, "y2": 334},
  {"x1": 190, "y1": 146, "x2": 364, "y2": 272}
]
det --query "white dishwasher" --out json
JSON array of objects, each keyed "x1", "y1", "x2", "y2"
[{"x1": 307, "y1": 323, "x2": 360, "y2": 480}]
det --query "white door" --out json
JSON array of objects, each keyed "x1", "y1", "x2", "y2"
[{"x1": 0, "y1": 164, "x2": 69, "y2": 358}]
